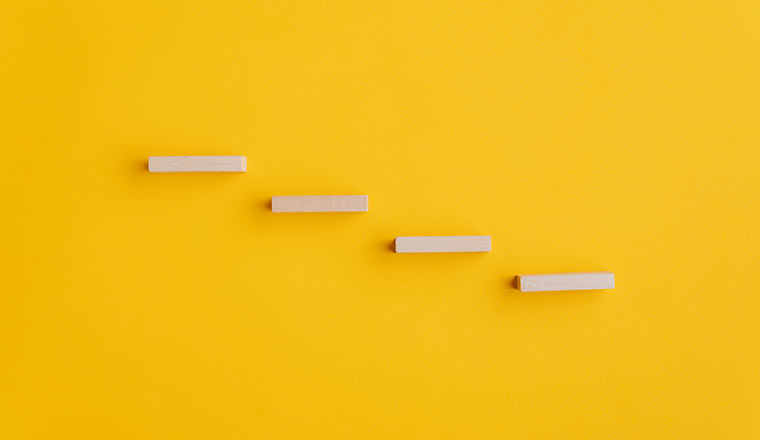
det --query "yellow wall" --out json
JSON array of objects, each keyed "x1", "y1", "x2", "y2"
[{"x1": 2, "y1": 1, "x2": 759, "y2": 438}]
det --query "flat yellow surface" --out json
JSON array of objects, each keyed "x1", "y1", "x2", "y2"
[{"x1": 2, "y1": 1, "x2": 759, "y2": 438}]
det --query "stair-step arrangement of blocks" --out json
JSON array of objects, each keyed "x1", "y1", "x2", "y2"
[{"x1": 147, "y1": 156, "x2": 614, "y2": 291}]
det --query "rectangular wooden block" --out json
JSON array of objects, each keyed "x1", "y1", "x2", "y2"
[
  {"x1": 517, "y1": 272, "x2": 615, "y2": 292},
  {"x1": 271, "y1": 195, "x2": 368, "y2": 212},
  {"x1": 148, "y1": 156, "x2": 247, "y2": 172},
  {"x1": 394, "y1": 236, "x2": 491, "y2": 253}
]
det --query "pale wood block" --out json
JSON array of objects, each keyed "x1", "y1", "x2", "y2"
[
  {"x1": 271, "y1": 195, "x2": 368, "y2": 212},
  {"x1": 394, "y1": 236, "x2": 491, "y2": 253},
  {"x1": 516, "y1": 272, "x2": 615, "y2": 292},
  {"x1": 148, "y1": 156, "x2": 247, "y2": 172}
]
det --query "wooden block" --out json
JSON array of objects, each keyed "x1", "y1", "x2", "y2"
[
  {"x1": 271, "y1": 195, "x2": 368, "y2": 212},
  {"x1": 516, "y1": 272, "x2": 615, "y2": 292},
  {"x1": 394, "y1": 236, "x2": 491, "y2": 253},
  {"x1": 148, "y1": 156, "x2": 247, "y2": 172}
]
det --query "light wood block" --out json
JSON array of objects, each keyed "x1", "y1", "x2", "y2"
[
  {"x1": 516, "y1": 272, "x2": 615, "y2": 292},
  {"x1": 394, "y1": 236, "x2": 491, "y2": 253},
  {"x1": 271, "y1": 195, "x2": 368, "y2": 212},
  {"x1": 148, "y1": 156, "x2": 247, "y2": 172}
]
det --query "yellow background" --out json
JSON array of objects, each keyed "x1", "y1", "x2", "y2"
[{"x1": 2, "y1": 1, "x2": 759, "y2": 438}]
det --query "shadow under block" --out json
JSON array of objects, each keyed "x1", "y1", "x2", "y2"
[
  {"x1": 516, "y1": 272, "x2": 615, "y2": 292},
  {"x1": 394, "y1": 236, "x2": 491, "y2": 253},
  {"x1": 271, "y1": 195, "x2": 369, "y2": 212},
  {"x1": 148, "y1": 156, "x2": 247, "y2": 172}
]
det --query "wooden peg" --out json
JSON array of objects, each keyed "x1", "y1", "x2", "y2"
[
  {"x1": 148, "y1": 156, "x2": 247, "y2": 172},
  {"x1": 394, "y1": 236, "x2": 491, "y2": 253},
  {"x1": 271, "y1": 195, "x2": 368, "y2": 212},
  {"x1": 516, "y1": 272, "x2": 615, "y2": 292}
]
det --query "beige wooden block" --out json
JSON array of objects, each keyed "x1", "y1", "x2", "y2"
[
  {"x1": 516, "y1": 272, "x2": 615, "y2": 292},
  {"x1": 148, "y1": 156, "x2": 247, "y2": 172},
  {"x1": 271, "y1": 195, "x2": 368, "y2": 212},
  {"x1": 394, "y1": 236, "x2": 491, "y2": 253}
]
